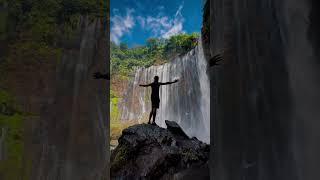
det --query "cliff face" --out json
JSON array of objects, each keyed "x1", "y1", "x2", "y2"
[
  {"x1": 208, "y1": 0, "x2": 320, "y2": 180},
  {"x1": 1, "y1": 16, "x2": 109, "y2": 180},
  {"x1": 32, "y1": 17, "x2": 109, "y2": 180}
]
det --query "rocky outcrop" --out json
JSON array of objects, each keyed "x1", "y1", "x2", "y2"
[
  {"x1": 110, "y1": 121, "x2": 209, "y2": 180},
  {"x1": 164, "y1": 120, "x2": 189, "y2": 138}
]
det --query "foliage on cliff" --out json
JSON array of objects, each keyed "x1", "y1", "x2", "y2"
[
  {"x1": 0, "y1": 0, "x2": 105, "y2": 70},
  {"x1": 0, "y1": 89, "x2": 29, "y2": 180},
  {"x1": 111, "y1": 33, "x2": 199, "y2": 78},
  {"x1": 4, "y1": 0, "x2": 104, "y2": 38}
]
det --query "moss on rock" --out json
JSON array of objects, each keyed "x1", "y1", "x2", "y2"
[{"x1": 0, "y1": 89, "x2": 31, "y2": 180}]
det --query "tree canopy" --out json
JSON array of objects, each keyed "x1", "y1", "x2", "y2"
[
  {"x1": 111, "y1": 32, "x2": 200, "y2": 78},
  {"x1": 0, "y1": 0, "x2": 106, "y2": 71}
]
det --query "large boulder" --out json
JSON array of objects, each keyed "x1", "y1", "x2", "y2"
[
  {"x1": 110, "y1": 121, "x2": 210, "y2": 180},
  {"x1": 165, "y1": 120, "x2": 189, "y2": 138}
]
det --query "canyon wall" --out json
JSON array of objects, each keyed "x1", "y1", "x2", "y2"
[
  {"x1": 1, "y1": 16, "x2": 109, "y2": 180},
  {"x1": 209, "y1": 0, "x2": 320, "y2": 179},
  {"x1": 33, "y1": 17, "x2": 109, "y2": 180}
]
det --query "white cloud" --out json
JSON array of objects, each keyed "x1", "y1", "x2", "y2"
[
  {"x1": 162, "y1": 3, "x2": 185, "y2": 38},
  {"x1": 111, "y1": 8, "x2": 135, "y2": 44},
  {"x1": 162, "y1": 23, "x2": 184, "y2": 38},
  {"x1": 110, "y1": 2, "x2": 186, "y2": 44},
  {"x1": 175, "y1": 3, "x2": 184, "y2": 17},
  {"x1": 144, "y1": 2, "x2": 185, "y2": 39},
  {"x1": 137, "y1": 16, "x2": 145, "y2": 29}
]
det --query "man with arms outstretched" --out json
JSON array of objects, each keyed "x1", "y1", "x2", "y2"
[{"x1": 139, "y1": 76, "x2": 179, "y2": 125}]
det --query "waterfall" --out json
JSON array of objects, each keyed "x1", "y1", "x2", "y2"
[
  {"x1": 119, "y1": 39, "x2": 210, "y2": 143},
  {"x1": 32, "y1": 16, "x2": 108, "y2": 180}
]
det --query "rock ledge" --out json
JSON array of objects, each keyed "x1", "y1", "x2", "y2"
[{"x1": 110, "y1": 121, "x2": 209, "y2": 180}]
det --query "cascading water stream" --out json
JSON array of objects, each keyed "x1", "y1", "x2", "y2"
[
  {"x1": 32, "y1": 16, "x2": 108, "y2": 180},
  {"x1": 118, "y1": 39, "x2": 210, "y2": 143}
]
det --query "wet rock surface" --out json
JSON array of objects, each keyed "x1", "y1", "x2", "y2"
[{"x1": 110, "y1": 121, "x2": 210, "y2": 180}]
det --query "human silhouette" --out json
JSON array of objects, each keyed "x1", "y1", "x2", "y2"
[{"x1": 139, "y1": 76, "x2": 179, "y2": 125}]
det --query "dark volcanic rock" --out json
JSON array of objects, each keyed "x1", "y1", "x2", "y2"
[
  {"x1": 165, "y1": 120, "x2": 189, "y2": 138},
  {"x1": 110, "y1": 121, "x2": 209, "y2": 180}
]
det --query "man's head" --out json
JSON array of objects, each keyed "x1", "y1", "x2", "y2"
[{"x1": 154, "y1": 76, "x2": 159, "y2": 82}]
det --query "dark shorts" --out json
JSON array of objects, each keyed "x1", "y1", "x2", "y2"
[{"x1": 151, "y1": 98, "x2": 160, "y2": 109}]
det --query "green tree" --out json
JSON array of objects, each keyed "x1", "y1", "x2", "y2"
[{"x1": 110, "y1": 33, "x2": 200, "y2": 79}]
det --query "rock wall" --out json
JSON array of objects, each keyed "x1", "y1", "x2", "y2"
[
  {"x1": 209, "y1": 0, "x2": 320, "y2": 180},
  {"x1": 2, "y1": 16, "x2": 109, "y2": 180}
]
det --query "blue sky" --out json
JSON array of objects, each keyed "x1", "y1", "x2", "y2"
[{"x1": 110, "y1": 0, "x2": 204, "y2": 47}]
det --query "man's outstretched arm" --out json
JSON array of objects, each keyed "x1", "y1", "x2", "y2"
[
  {"x1": 160, "y1": 79, "x2": 179, "y2": 85},
  {"x1": 139, "y1": 83, "x2": 152, "y2": 87}
]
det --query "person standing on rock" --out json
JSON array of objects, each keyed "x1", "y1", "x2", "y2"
[{"x1": 139, "y1": 76, "x2": 179, "y2": 125}]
